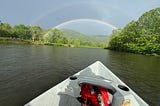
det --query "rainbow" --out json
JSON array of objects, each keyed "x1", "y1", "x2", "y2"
[
  {"x1": 30, "y1": 1, "x2": 135, "y2": 25},
  {"x1": 30, "y1": 0, "x2": 136, "y2": 31},
  {"x1": 43, "y1": 18, "x2": 118, "y2": 36},
  {"x1": 55, "y1": 18, "x2": 118, "y2": 29},
  {"x1": 30, "y1": 1, "x2": 91, "y2": 25},
  {"x1": 29, "y1": 1, "x2": 129, "y2": 36}
]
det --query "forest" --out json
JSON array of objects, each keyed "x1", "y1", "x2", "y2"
[
  {"x1": 0, "y1": 23, "x2": 43, "y2": 44},
  {"x1": 0, "y1": 22, "x2": 107, "y2": 48},
  {"x1": 108, "y1": 8, "x2": 160, "y2": 55}
]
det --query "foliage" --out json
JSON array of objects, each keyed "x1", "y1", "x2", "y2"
[
  {"x1": 0, "y1": 22, "x2": 43, "y2": 41},
  {"x1": 61, "y1": 29, "x2": 108, "y2": 43},
  {"x1": 0, "y1": 21, "x2": 108, "y2": 48},
  {"x1": 0, "y1": 23, "x2": 12, "y2": 37},
  {"x1": 31, "y1": 26, "x2": 42, "y2": 41},
  {"x1": 108, "y1": 8, "x2": 160, "y2": 55},
  {"x1": 42, "y1": 28, "x2": 107, "y2": 48},
  {"x1": 12, "y1": 24, "x2": 32, "y2": 39}
]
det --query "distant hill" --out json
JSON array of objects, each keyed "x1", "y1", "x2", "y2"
[{"x1": 60, "y1": 29, "x2": 108, "y2": 43}]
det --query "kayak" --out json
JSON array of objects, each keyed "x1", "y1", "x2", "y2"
[{"x1": 24, "y1": 61, "x2": 149, "y2": 106}]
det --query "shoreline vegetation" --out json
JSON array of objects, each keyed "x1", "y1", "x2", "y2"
[
  {"x1": 108, "y1": 8, "x2": 160, "y2": 56},
  {"x1": 0, "y1": 37, "x2": 103, "y2": 49},
  {"x1": 0, "y1": 37, "x2": 31, "y2": 44},
  {"x1": 0, "y1": 22, "x2": 107, "y2": 48},
  {"x1": 0, "y1": 8, "x2": 160, "y2": 56},
  {"x1": 1, "y1": 37, "x2": 158, "y2": 56}
]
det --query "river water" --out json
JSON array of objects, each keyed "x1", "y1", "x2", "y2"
[{"x1": 0, "y1": 44, "x2": 159, "y2": 106}]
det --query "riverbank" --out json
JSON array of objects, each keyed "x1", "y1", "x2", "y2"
[
  {"x1": 41, "y1": 42, "x2": 102, "y2": 49},
  {"x1": 105, "y1": 47, "x2": 160, "y2": 57},
  {"x1": 0, "y1": 37, "x2": 32, "y2": 45},
  {"x1": 1, "y1": 37, "x2": 159, "y2": 56},
  {"x1": 0, "y1": 37, "x2": 103, "y2": 49}
]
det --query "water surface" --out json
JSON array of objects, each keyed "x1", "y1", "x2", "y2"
[{"x1": 0, "y1": 44, "x2": 159, "y2": 106}]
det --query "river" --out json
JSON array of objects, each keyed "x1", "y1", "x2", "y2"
[{"x1": 0, "y1": 44, "x2": 159, "y2": 106}]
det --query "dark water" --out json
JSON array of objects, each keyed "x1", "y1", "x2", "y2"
[{"x1": 0, "y1": 44, "x2": 159, "y2": 106}]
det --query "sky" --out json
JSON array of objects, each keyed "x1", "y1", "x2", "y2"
[{"x1": 0, "y1": 0, "x2": 160, "y2": 35}]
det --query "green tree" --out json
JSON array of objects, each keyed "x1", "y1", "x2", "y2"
[
  {"x1": 12, "y1": 24, "x2": 32, "y2": 39},
  {"x1": 43, "y1": 28, "x2": 63, "y2": 43},
  {"x1": 73, "y1": 39, "x2": 80, "y2": 47},
  {"x1": 50, "y1": 28, "x2": 63, "y2": 42},
  {"x1": 67, "y1": 36, "x2": 73, "y2": 45},
  {"x1": 0, "y1": 23, "x2": 12, "y2": 37},
  {"x1": 30, "y1": 26, "x2": 42, "y2": 41},
  {"x1": 108, "y1": 7, "x2": 160, "y2": 55}
]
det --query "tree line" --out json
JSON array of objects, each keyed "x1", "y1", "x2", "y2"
[
  {"x1": 0, "y1": 22, "x2": 106, "y2": 48},
  {"x1": 0, "y1": 22, "x2": 42, "y2": 41},
  {"x1": 108, "y1": 8, "x2": 160, "y2": 55}
]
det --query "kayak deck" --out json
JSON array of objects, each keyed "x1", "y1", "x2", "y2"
[{"x1": 24, "y1": 61, "x2": 149, "y2": 106}]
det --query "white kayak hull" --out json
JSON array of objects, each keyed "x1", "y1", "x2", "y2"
[{"x1": 25, "y1": 61, "x2": 149, "y2": 106}]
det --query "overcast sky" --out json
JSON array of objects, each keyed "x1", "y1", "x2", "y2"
[{"x1": 0, "y1": 0, "x2": 159, "y2": 35}]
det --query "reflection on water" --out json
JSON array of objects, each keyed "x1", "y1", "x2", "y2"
[{"x1": 0, "y1": 44, "x2": 159, "y2": 106}]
